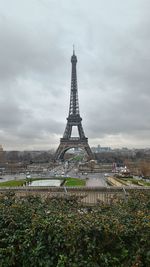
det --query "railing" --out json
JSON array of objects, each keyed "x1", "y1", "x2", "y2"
[
  {"x1": 69, "y1": 137, "x2": 80, "y2": 140},
  {"x1": 0, "y1": 186, "x2": 150, "y2": 205},
  {"x1": 61, "y1": 137, "x2": 87, "y2": 142}
]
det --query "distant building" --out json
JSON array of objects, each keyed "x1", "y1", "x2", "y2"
[
  {"x1": 0, "y1": 145, "x2": 6, "y2": 164},
  {"x1": 91, "y1": 145, "x2": 111, "y2": 153},
  {"x1": 0, "y1": 145, "x2": 6, "y2": 174}
]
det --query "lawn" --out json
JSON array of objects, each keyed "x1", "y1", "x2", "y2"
[
  {"x1": 65, "y1": 177, "x2": 86, "y2": 186},
  {"x1": 0, "y1": 180, "x2": 25, "y2": 187},
  {"x1": 123, "y1": 178, "x2": 150, "y2": 186}
]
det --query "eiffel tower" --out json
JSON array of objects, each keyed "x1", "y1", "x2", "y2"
[{"x1": 55, "y1": 49, "x2": 93, "y2": 160}]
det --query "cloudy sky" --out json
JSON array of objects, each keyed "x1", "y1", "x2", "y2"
[{"x1": 0, "y1": 0, "x2": 150, "y2": 150}]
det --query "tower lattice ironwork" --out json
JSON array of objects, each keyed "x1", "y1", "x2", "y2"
[{"x1": 55, "y1": 49, "x2": 93, "y2": 160}]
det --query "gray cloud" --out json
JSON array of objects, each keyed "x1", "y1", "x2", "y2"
[{"x1": 0, "y1": 0, "x2": 150, "y2": 150}]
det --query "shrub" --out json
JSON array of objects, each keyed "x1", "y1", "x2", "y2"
[{"x1": 0, "y1": 191, "x2": 149, "y2": 266}]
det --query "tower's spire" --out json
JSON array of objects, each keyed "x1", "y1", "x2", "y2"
[
  {"x1": 73, "y1": 44, "x2": 75, "y2": 55},
  {"x1": 70, "y1": 46, "x2": 78, "y2": 115}
]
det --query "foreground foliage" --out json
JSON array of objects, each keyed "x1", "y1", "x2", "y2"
[{"x1": 0, "y1": 191, "x2": 150, "y2": 267}]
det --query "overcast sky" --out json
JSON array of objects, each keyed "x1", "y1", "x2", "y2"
[{"x1": 0, "y1": 0, "x2": 150, "y2": 150}]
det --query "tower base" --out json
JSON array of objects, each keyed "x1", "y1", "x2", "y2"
[{"x1": 55, "y1": 138, "x2": 94, "y2": 160}]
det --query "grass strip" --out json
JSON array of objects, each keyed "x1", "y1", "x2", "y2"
[
  {"x1": 65, "y1": 177, "x2": 86, "y2": 187},
  {"x1": 0, "y1": 180, "x2": 25, "y2": 187}
]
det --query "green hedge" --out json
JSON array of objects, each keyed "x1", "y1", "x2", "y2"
[{"x1": 0, "y1": 191, "x2": 150, "y2": 267}]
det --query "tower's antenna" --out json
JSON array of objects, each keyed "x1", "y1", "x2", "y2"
[{"x1": 73, "y1": 44, "x2": 75, "y2": 55}]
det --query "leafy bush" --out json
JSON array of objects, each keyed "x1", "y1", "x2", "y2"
[{"x1": 0, "y1": 191, "x2": 150, "y2": 266}]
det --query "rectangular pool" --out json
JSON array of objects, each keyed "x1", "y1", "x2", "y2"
[{"x1": 29, "y1": 179, "x2": 62, "y2": 187}]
